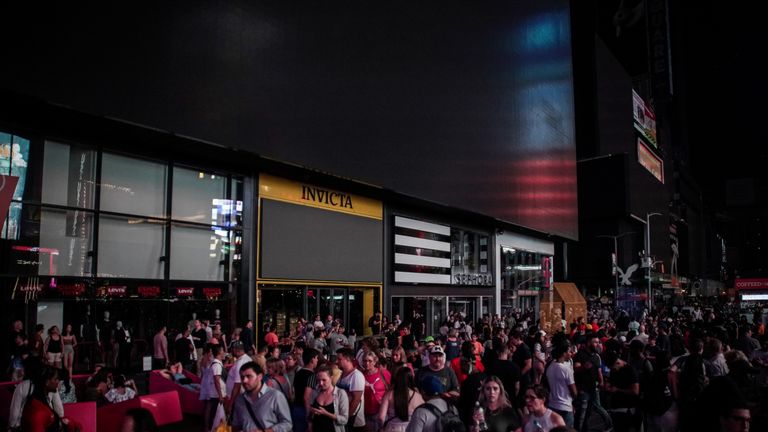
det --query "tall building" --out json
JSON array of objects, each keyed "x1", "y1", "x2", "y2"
[{"x1": 0, "y1": 1, "x2": 579, "y2": 344}]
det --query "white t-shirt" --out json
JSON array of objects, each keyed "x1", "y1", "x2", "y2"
[
  {"x1": 337, "y1": 369, "x2": 366, "y2": 427},
  {"x1": 105, "y1": 387, "x2": 136, "y2": 403},
  {"x1": 546, "y1": 360, "x2": 575, "y2": 412},
  {"x1": 226, "y1": 354, "x2": 252, "y2": 396},
  {"x1": 200, "y1": 359, "x2": 226, "y2": 400}
]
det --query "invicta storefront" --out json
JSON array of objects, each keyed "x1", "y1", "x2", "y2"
[{"x1": 256, "y1": 174, "x2": 382, "y2": 343}]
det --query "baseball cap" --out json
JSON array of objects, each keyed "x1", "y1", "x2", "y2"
[
  {"x1": 429, "y1": 346, "x2": 444, "y2": 356},
  {"x1": 424, "y1": 336, "x2": 435, "y2": 343},
  {"x1": 231, "y1": 340, "x2": 245, "y2": 351}
]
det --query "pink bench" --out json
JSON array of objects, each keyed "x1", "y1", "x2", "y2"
[
  {"x1": 97, "y1": 390, "x2": 182, "y2": 430},
  {"x1": 63, "y1": 402, "x2": 97, "y2": 432},
  {"x1": 148, "y1": 369, "x2": 204, "y2": 415}
]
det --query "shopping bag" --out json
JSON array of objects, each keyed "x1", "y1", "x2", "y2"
[{"x1": 211, "y1": 403, "x2": 231, "y2": 432}]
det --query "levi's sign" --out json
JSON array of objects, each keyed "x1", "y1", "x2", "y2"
[{"x1": 176, "y1": 287, "x2": 195, "y2": 296}]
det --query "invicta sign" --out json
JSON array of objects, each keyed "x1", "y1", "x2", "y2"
[{"x1": 301, "y1": 185, "x2": 353, "y2": 209}]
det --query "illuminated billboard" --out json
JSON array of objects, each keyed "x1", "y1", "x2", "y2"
[
  {"x1": 633, "y1": 90, "x2": 658, "y2": 148},
  {"x1": 637, "y1": 139, "x2": 664, "y2": 183}
]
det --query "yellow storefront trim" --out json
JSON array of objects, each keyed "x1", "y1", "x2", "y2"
[{"x1": 259, "y1": 173, "x2": 382, "y2": 220}]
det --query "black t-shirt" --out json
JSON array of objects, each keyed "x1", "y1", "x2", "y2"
[
  {"x1": 487, "y1": 359, "x2": 522, "y2": 404},
  {"x1": 385, "y1": 329, "x2": 399, "y2": 349},
  {"x1": 368, "y1": 316, "x2": 382, "y2": 335},
  {"x1": 458, "y1": 371, "x2": 487, "y2": 425},
  {"x1": 174, "y1": 337, "x2": 192, "y2": 361},
  {"x1": 293, "y1": 368, "x2": 317, "y2": 407},
  {"x1": 486, "y1": 406, "x2": 523, "y2": 432},
  {"x1": 240, "y1": 328, "x2": 254, "y2": 350},
  {"x1": 574, "y1": 350, "x2": 601, "y2": 392},
  {"x1": 401, "y1": 334, "x2": 416, "y2": 350},
  {"x1": 608, "y1": 365, "x2": 639, "y2": 408},
  {"x1": 416, "y1": 365, "x2": 459, "y2": 393},
  {"x1": 191, "y1": 328, "x2": 207, "y2": 349}
]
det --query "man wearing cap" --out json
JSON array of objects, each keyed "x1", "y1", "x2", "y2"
[
  {"x1": 416, "y1": 345, "x2": 459, "y2": 402},
  {"x1": 405, "y1": 375, "x2": 459, "y2": 432},
  {"x1": 226, "y1": 340, "x2": 252, "y2": 414}
]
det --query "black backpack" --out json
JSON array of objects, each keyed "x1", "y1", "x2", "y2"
[
  {"x1": 419, "y1": 402, "x2": 467, "y2": 432},
  {"x1": 643, "y1": 369, "x2": 674, "y2": 415}
]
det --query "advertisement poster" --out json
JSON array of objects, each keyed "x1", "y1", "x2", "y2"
[{"x1": 632, "y1": 90, "x2": 658, "y2": 147}]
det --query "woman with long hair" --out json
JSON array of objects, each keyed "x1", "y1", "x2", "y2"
[
  {"x1": 61, "y1": 324, "x2": 77, "y2": 377},
  {"x1": 44, "y1": 325, "x2": 64, "y2": 368},
  {"x1": 21, "y1": 366, "x2": 81, "y2": 432},
  {"x1": 450, "y1": 340, "x2": 484, "y2": 386},
  {"x1": 309, "y1": 365, "x2": 349, "y2": 432},
  {"x1": 475, "y1": 376, "x2": 522, "y2": 432},
  {"x1": 523, "y1": 385, "x2": 565, "y2": 432},
  {"x1": 388, "y1": 346, "x2": 413, "y2": 376},
  {"x1": 265, "y1": 356, "x2": 294, "y2": 403},
  {"x1": 377, "y1": 366, "x2": 425, "y2": 432},
  {"x1": 361, "y1": 350, "x2": 391, "y2": 432},
  {"x1": 58, "y1": 367, "x2": 77, "y2": 404}
]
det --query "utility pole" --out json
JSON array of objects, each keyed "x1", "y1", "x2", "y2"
[
  {"x1": 645, "y1": 212, "x2": 662, "y2": 312},
  {"x1": 598, "y1": 232, "x2": 635, "y2": 309}
]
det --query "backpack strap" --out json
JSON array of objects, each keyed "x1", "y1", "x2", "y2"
[
  {"x1": 418, "y1": 401, "x2": 443, "y2": 420},
  {"x1": 243, "y1": 395, "x2": 265, "y2": 430},
  {"x1": 379, "y1": 368, "x2": 390, "y2": 391}
]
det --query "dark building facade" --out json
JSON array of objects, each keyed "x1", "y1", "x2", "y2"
[{"x1": 0, "y1": 1, "x2": 578, "y2": 355}]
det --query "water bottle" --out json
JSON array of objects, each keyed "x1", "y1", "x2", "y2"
[{"x1": 473, "y1": 401, "x2": 488, "y2": 431}]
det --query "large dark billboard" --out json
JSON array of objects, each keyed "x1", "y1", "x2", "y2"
[{"x1": 0, "y1": 1, "x2": 577, "y2": 239}]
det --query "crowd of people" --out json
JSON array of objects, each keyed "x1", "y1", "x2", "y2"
[{"x1": 5, "y1": 300, "x2": 768, "y2": 431}]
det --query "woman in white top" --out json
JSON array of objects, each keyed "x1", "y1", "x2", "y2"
[
  {"x1": 523, "y1": 384, "x2": 565, "y2": 432},
  {"x1": 104, "y1": 374, "x2": 137, "y2": 404},
  {"x1": 377, "y1": 366, "x2": 425, "y2": 432}
]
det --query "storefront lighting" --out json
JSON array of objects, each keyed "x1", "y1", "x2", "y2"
[
  {"x1": 502, "y1": 247, "x2": 516, "y2": 254},
  {"x1": 513, "y1": 265, "x2": 542, "y2": 271},
  {"x1": 742, "y1": 294, "x2": 768, "y2": 301}
]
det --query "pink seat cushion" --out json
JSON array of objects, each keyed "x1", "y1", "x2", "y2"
[{"x1": 64, "y1": 402, "x2": 97, "y2": 432}]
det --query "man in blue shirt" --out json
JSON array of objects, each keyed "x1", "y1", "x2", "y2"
[{"x1": 231, "y1": 361, "x2": 292, "y2": 432}]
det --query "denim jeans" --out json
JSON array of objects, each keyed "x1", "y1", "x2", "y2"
[
  {"x1": 292, "y1": 405, "x2": 308, "y2": 432},
  {"x1": 575, "y1": 390, "x2": 611, "y2": 432},
  {"x1": 551, "y1": 407, "x2": 575, "y2": 428}
]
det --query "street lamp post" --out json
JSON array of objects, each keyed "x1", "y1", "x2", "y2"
[
  {"x1": 597, "y1": 232, "x2": 636, "y2": 309},
  {"x1": 645, "y1": 212, "x2": 662, "y2": 312}
]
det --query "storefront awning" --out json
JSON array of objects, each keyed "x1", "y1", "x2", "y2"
[{"x1": 539, "y1": 282, "x2": 586, "y2": 334}]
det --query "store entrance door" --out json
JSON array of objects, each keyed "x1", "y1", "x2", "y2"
[{"x1": 306, "y1": 286, "x2": 378, "y2": 338}]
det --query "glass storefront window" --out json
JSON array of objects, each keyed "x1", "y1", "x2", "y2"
[
  {"x1": 170, "y1": 224, "x2": 229, "y2": 281},
  {"x1": 171, "y1": 167, "x2": 228, "y2": 224},
  {"x1": 38, "y1": 208, "x2": 94, "y2": 276},
  {"x1": 500, "y1": 247, "x2": 549, "y2": 314},
  {"x1": 451, "y1": 229, "x2": 491, "y2": 274},
  {"x1": 101, "y1": 153, "x2": 167, "y2": 218},
  {"x1": 1, "y1": 132, "x2": 31, "y2": 240},
  {"x1": 42, "y1": 141, "x2": 97, "y2": 209},
  {"x1": 97, "y1": 215, "x2": 165, "y2": 279}
]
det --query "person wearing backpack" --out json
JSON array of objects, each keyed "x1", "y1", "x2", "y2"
[
  {"x1": 644, "y1": 351, "x2": 677, "y2": 432},
  {"x1": 406, "y1": 375, "x2": 465, "y2": 432}
]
